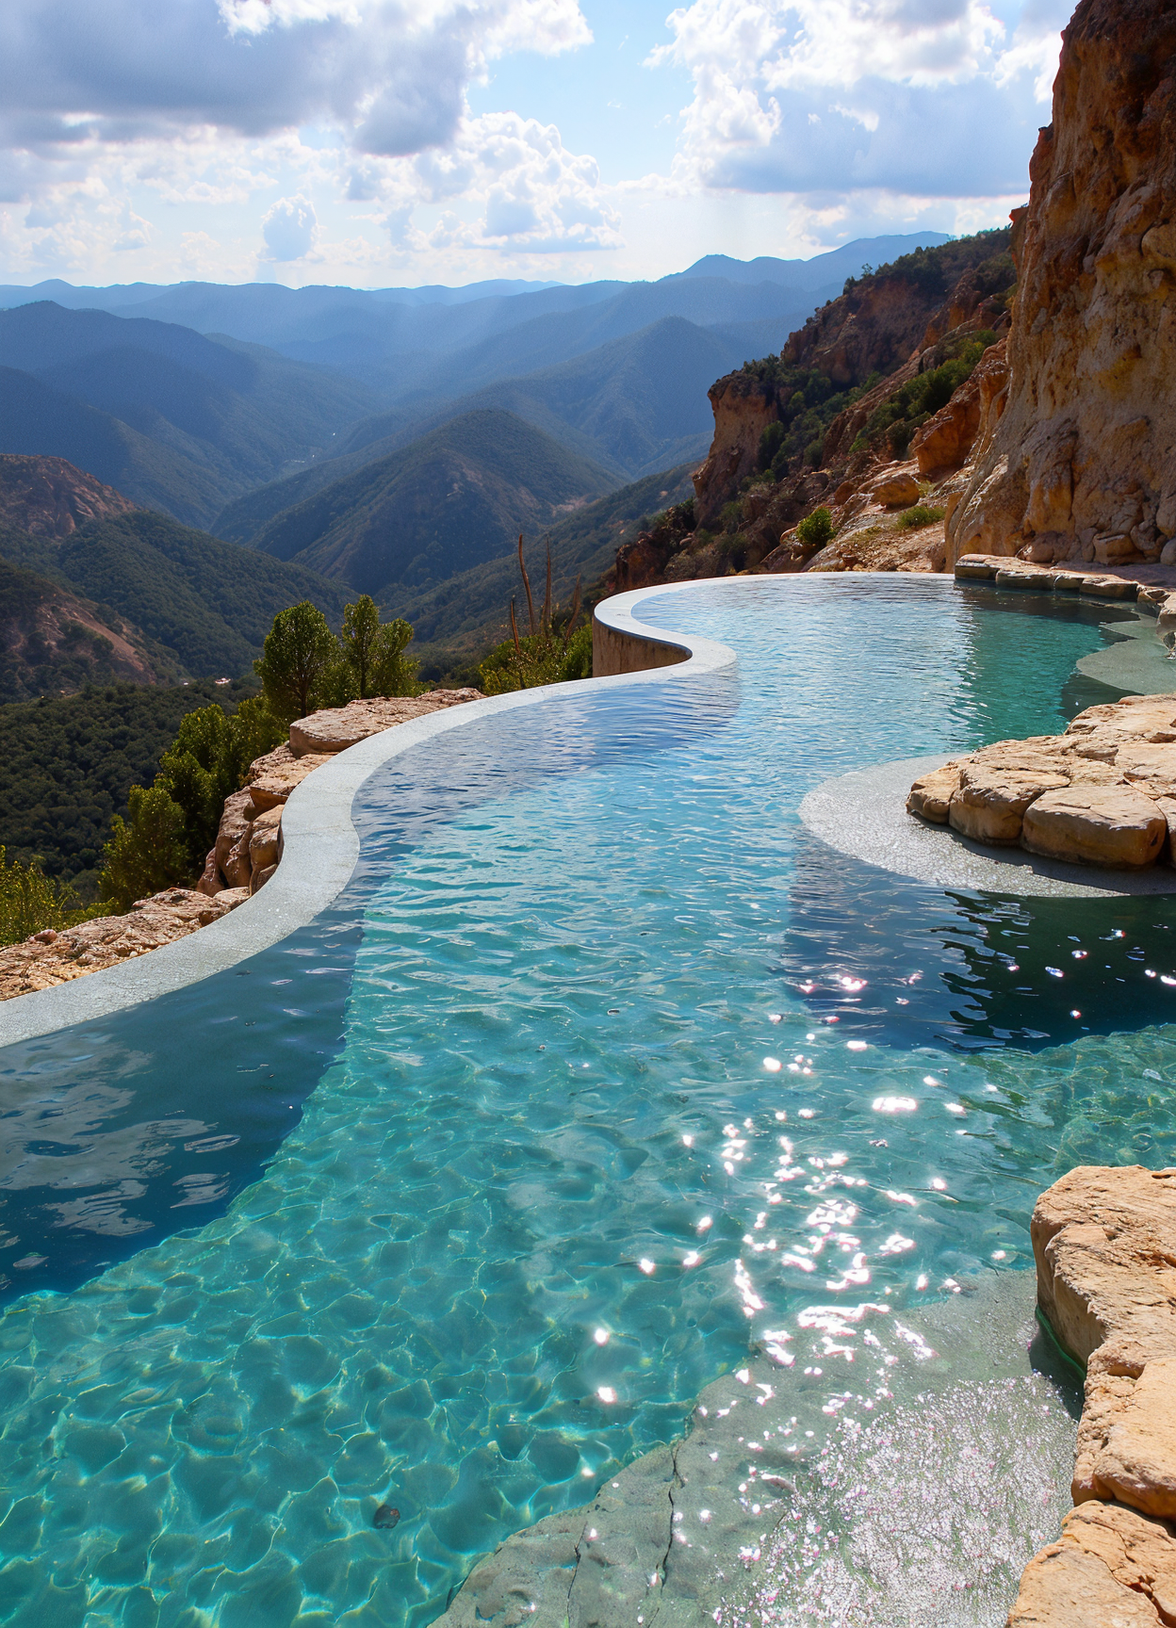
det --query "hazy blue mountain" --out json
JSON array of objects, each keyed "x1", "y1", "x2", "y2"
[
  {"x1": 247, "y1": 409, "x2": 618, "y2": 601},
  {"x1": 0, "y1": 234, "x2": 950, "y2": 403},
  {"x1": 673, "y1": 233, "x2": 951, "y2": 288},
  {"x1": 0, "y1": 302, "x2": 378, "y2": 523},
  {"x1": 0, "y1": 365, "x2": 231, "y2": 525},
  {"x1": 214, "y1": 315, "x2": 747, "y2": 544}
]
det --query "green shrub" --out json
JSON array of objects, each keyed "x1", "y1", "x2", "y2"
[
  {"x1": 895, "y1": 504, "x2": 946, "y2": 531},
  {"x1": 339, "y1": 595, "x2": 420, "y2": 699},
  {"x1": 0, "y1": 847, "x2": 101, "y2": 946},
  {"x1": 99, "y1": 786, "x2": 191, "y2": 911},
  {"x1": 796, "y1": 507, "x2": 835, "y2": 549}
]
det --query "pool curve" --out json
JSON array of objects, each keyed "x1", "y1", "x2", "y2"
[{"x1": 1, "y1": 574, "x2": 1176, "y2": 1628}]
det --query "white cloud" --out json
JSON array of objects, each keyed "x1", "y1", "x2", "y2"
[
  {"x1": 261, "y1": 194, "x2": 319, "y2": 260},
  {"x1": 650, "y1": 0, "x2": 1064, "y2": 198}
]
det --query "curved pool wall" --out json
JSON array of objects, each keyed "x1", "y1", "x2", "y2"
[{"x1": 0, "y1": 576, "x2": 1174, "y2": 1628}]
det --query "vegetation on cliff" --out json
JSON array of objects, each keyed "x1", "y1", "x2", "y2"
[{"x1": 0, "y1": 678, "x2": 260, "y2": 895}]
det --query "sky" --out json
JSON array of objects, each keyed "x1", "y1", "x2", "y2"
[{"x1": 0, "y1": 0, "x2": 1073, "y2": 290}]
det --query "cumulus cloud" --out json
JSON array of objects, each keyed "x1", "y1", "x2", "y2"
[
  {"x1": 365, "y1": 112, "x2": 623, "y2": 253},
  {"x1": 651, "y1": 0, "x2": 1068, "y2": 198},
  {"x1": 0, "y1": 0, "x2": 590, "y2": 159},
  {"x1": 261, "y1": 194, "x2": 319, "y2": 259}
]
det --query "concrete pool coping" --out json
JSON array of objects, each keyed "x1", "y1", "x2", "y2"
[{"x1": 0, "y1": 580, "x2": 737, "y2": 1048}]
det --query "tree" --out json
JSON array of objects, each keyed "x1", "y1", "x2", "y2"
[
  {"x1": 340, "y1": 595, "x2": 381, "y2": 698},
  {"x1": 369, "y1": 616, "x2": 419, "y2": 698},
  {"x1": 254, "y1": 601, "x2": 341, "y2": 723},
  {"x1": 99, "y1": 786, "x2": 189, "y2": 910}
]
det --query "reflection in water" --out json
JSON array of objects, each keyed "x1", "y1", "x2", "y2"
[{"x1": 782, "y1": 827, "x2": 1176, "y2": 1053}]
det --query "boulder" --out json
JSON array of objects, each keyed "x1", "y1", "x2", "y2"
[
  {"x1": 873, "y1": 471, "x2": 921, "y2": 508},
  {"x1": 250, "y1": 864, "x2": 278, "y2": 895},
  {"x1": 1009, "y1": 1500, "x2": 1176, "y2": 1627},
  {"x1": 955, "y1": 555, "x2": 996, "y2": 580},
  {"x1": 948, "y1": 764, "x2": 1069, "y2": 844},
  {"x1": 214, "y1": 789, "x2": 257, "y2": 875},
  {"x1": 248, "y1": 806, "x2": 282, "y2": 872},
  {"x1": 248, "y1": 750, "x2": 332, "y2": 812},
  {"x1": 1021, "y1": 786, "x2": 1167, "y2": 869},
  {"x1": 195, "y1": 846, "x2": 222, "y2": 897},
  {"x1": 288, "y1": 689, "x2": 483, "y2": 758},
  {"x1": 906, "y1": 763, "x2": 961, "y2": 823},
  {"x1": 1094, "y1": 534, "x2": 1139, "y2": 566}
]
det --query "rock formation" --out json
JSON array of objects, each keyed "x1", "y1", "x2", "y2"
[
  {"x1": 0, "y1": 454, "x2": 138, "y2": 539},
  {"x1": 909, "y1": 692, "x2": 1176, "y2": 869},
  {"x1": 0, "y1": 888, "x2": 247, "y2": 1001},
  {"x1": 949, "y1": 0, "x2": 1176, "y2": 568},
  {"x1": 1009, "y1": 1165, "x2": 1176, "y2": 1626}
]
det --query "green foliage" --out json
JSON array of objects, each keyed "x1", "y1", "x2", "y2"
[
  {"x1": 368, "y1": 615, "x2": 420, "y2": 699},
  {"x1": 97, "y1": 694, "x2": 286, "y2": 908},
  {"x1": 0, "y1": 679, "x2": 258, "y2": 896},
  {"x1": 851, "y1": 336, "x2": 995, "y2": 459},
  {"x1": 99, "y1": 785, "x2": 191, "y2": 911},
  {"x1": 0, "y1": 847, "x2": 101, "y2": 947},
  {"x1": 796, "y1": 507, "x2": 835, "y2": 549},
  {"x1": 479, "y1": 538, "x2": 590, "y2": 694},
  {"x1": 0, "y1": 510, "x2": 348, "y2": 680},
  {"x1": 739, "y1": 366, "x2": 882, "y2": 482},
  {"x1": 894, "y1": 504, "x2": 946, "y2": 531},
  {"x1": 254, "y1": 601, "x2": 341, "y2": 724}
]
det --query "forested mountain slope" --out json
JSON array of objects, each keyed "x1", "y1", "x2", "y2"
[{"x1": 246, "y1": 410, "x2": 618, "y2": 601}]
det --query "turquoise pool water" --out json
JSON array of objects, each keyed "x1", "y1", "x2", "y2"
[{"x1": 1, "y1": 576, "x2": 1175, "y2": 1627}]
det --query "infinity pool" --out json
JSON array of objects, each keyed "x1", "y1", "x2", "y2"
[{"x1": 2, "y1": 576, "x2": 1175, "y2": 1628}]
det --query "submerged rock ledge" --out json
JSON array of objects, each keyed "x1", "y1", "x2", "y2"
[
  {"x1": 1011, "y1": 1166, "x2": 1176, "y2": 1625},
  {"x1": 907, "y1": 694, "x2": 1176, "y2": 871}
]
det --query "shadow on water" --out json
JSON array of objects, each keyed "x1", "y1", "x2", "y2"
[
  {"x1": 0, "y1": 673, "x2": 739, "y2": 1306},
  {"x1": 781, "y1": 825, "x2": 1176, "y2": 1053}
]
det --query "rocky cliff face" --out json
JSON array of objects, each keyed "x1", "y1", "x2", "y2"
[
  {"x1": 0, "y1": 455, "x2": 138, "y2": 539},
  {"x1": 948, "y1": 0, "x2": 1176, "y2": 567}
]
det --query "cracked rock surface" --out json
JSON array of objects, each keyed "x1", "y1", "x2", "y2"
[{"x1": 432, "y1": 1273, "x2": 1080, "y2": 1627}]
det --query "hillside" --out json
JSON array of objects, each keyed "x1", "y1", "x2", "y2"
[
  {"x1": 0, "y1": 551, "x2": 169, "y2": 703},
  {"x1": 214, "y1": 317, "x2": 753, "y2": 545},
  {"x1": 0, "y1": 679, "x2": 259, "y2": 895},
  {"x1": 0, "y1": 506, "x2": 349, "y2": 679},
  {"x1": 0, "y1": 304, "x2": 378, "y2": 525},
  {"x1": 0, "y1": 364, "x2": 229, "y2": 526},
  {"x1": 246, "y1": 409, "x2": 618, "y2": 600},
  {"x1": 399, "y1": 462, "x2": 697, "y2": 674},
  {"x1": 0, "y1": 453, "x2": 138, "y2": 535}
]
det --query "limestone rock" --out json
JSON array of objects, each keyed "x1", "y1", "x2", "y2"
[
  {"x1": 247, "y1": 747, "x2": 332, "y2": 813},
  {"x1": 948, "y1": 763, "x2": 1069, "y2": 844},
  {"x1": 1009, "y1": 1500, "x2": 1176, "y2": 1627},
  {"x1": 906, "y1": 763, "x2": 961, "y2": 823},
  {"x1": 1021, "y1": 785, "x2": 1167, "y2": 869},
  {"x1": 215, "y1": 789, "x2": 258, "y2": 877},
  {"x1": 248, "y1": 806, "x2": 282, "y2": 873},
  {"x1": 873, "y1": 471, "x2": 921, "y2": 507},
  {"x1": 947, "y1": 0, "x2": 1176, "y2": 566},
  {"x1": 911, "y1": 356, "x2": 987, "y2": 477},
  {"x1": 1032, "y1": 1164, "x2": 1176, "y2": 1376},
  {"x1": 0, "y1": 889, "x2": 238, "y2": 1002},
  {"x1": 288, "y1": 689, "x2": 483, "y2": 757},
  {"x1": 195, "y1": 846, "x2": 222, "y2": 897}
]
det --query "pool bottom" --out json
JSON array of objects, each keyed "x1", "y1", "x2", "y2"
[{"x1": 434, "y1": 1269, "x2": 1080, "y2": 1628}]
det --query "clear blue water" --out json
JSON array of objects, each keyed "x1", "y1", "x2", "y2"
[{"x1": 1, "y1": 576, "x2": 1175, "y2": 1628}]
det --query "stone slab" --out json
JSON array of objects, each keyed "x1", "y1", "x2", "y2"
[{"x1": 799, "y1": 756, "x2": 1176, "y2": 898}]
